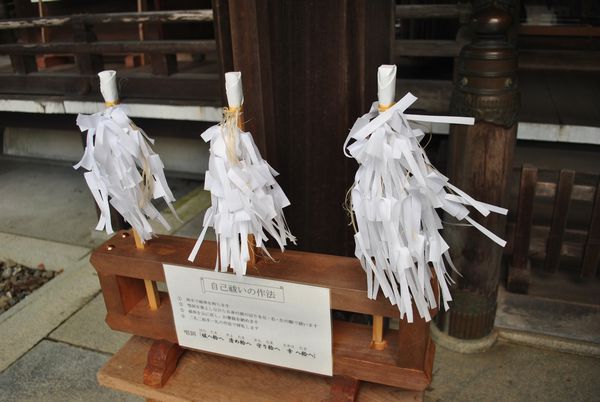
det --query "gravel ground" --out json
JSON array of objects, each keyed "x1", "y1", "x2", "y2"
[{"x1": 0, "y1": 260, "x2": 61, "y2": 313}]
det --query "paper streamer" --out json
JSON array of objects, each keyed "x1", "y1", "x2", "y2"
[
  {"x1": 343, "y1": 79, "x2": 507, "y2": 322},
  {"x1": 74, "y1": 70, "x2": 178, "y2": 243},
  {"x1": 188, "y1": 72, "x2": 295, "y2": 276}
]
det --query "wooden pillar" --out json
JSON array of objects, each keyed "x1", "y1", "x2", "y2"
[
  {"x1": 225, "y1": 0, "x2": 394, "y2": 256},
  {"x1": 443, "y1": 3, "x2": 519, "y2": 339}
]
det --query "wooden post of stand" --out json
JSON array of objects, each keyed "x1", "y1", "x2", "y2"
[
  {"x1": 132, "y1": 229, "x2": 160, "y2": 311},
  {"x1": 443, "y1": 3, "x2": 518, "y2": 339}
]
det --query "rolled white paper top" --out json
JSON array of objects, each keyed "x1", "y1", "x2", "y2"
[
  {"x1": 98, "y1": 70, "x2": 119, "y2": 103},
  {"x1": 377, "y1": 65, "x2": 397, "y2": 107},
  {"x1": 225, "y1": 71, "x2": 244, "y2": 108}
]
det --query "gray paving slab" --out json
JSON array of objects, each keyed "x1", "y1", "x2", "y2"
[
  {"x1": 495, "y1": 287, "x2": 600, "y2": 344},
  {"x1": 49, "y1": 293, "x2": 131, "y2": 355},
  {"x1": 0, "y1": 159, "x2": 100, "y2": 248},
  {"x1": 173, "y1": 207, "x2": 216, "y2": 240},
  {"x1": 0, "y1": 159, "x2": 203, "y2": 248},
  {"x1": 0, "y1": 232, "x2": 91, "y2": 273},
  {"x1": 0, "y1": 340, "x2": 141, "y2": 402},
  {"x1": 0, "y1": 259, "x2": 99, "y2": 372},
  {"x1": 154, "y1": 187, "x2": 211, "y2": 237},
  {"x1": 426, "y1": 340, "x2": 600, "y2": 402}
]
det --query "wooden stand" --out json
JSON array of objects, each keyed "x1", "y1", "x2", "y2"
[{"x1": 92, "y1": 232, "x2": 437, "y2": 400}]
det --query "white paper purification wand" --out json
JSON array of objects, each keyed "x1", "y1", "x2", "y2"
[
  {"x1": 75, "y1": 70, "x2": 179, "y2": 309},
  {"x1": 343, "y1": 65, "x2": 508, "y2": 333},
  {"x1": 188, "y1": 71, "x2": 296, "y2": 275}
]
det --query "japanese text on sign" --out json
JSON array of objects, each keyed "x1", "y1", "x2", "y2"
[{"x1": 164, "y1": 264, "x2": 332, "y2": 376}]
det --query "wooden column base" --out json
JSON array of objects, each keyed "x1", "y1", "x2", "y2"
[
  {"x1": 143, "y1": 340, "x2": 184, "y2": 388},
  {"x1": 447, "y1": 290, "x2": 496, "y2": 340},
  {"x1": 330, "y1": 375, "x2": 361, "y2": 402}
]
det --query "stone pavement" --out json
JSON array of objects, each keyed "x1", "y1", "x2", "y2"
[{"x1": 0, "y1": 160, "x2": 599, "y2": 401}]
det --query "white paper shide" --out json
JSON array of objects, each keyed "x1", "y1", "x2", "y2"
[
  {"x1": 188, "y1": 71, "x2": 295, "y2": 275},
  {"x1": 344, "y1": 65, "x2": 508, "y2": 322},
  {"x1": 75, "y1": 70, "x2": 178, "y2": 242}
]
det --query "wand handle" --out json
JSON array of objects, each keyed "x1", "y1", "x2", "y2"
[{"x1": 132, "y1": 229, "x2": 161, "y2": 311}]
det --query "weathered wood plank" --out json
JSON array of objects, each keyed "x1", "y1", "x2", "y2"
[
  {"x1": 505, "y1": 223, "x2": 584, "y2": 263},
  {"x1": 0, "y1": 40, "x2": 216, "y2": 55},
  {"x1": 507, "y1": 165, "x2": 537, "y2": 293},
  {"x1": 520, "y1": 50, "x2": 600, "y2": 72},
  {"x1": 545, "y1": 170, "x2": 575, "y2": 272},
  {"x1": 397, "y1": 79, "x2": 452, "y2": 113},
  {"x1": 0, "y1": 73, "x2": 220, "y2": 101},
  {"x1": 581, "y1": 181, "x2": 600, "y2": 278},
  {"x1": 394, "y1": 40, "x2": 461, "y2": 58},
  {"x1": 512, "y1": 166, "x2": 538, "y2": 268},
  {"x1": 0, "y1": 10, "x2": 214, "y2": 30},
  {"x1": 395, "y1": 4, "x2": 471, "y2": 20},
  {"x1": 535, "y1": 181, "x2": 596, "y2": 203}
]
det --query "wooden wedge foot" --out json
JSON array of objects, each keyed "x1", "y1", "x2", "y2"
[
  {"x1": 330, "y1": 375, "x2": 361, "y2": 402},
  {"x1": 143, "y1": 340, "x2": 184, "y2": 388}
]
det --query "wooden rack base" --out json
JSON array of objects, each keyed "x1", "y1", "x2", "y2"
[
  {"x1": 92, "y1": 231, "x2": 437, "y2": 400},
  {"x1": 99, "y1": 336, "x2": 424, "y2": 401}
]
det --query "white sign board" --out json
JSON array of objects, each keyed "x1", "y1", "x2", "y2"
[{"x1": 164, "y1": 264, "x2": 333, "y2": 376}]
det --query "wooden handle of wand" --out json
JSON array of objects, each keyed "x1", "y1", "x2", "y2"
[
  {"x1": 132, "y1": 229, "x2": 160, "y2": 311},
  {"x1": 231, "y1": 106, "x2": 258, "y2": 268},
  {"x1": 371, "y1": 315, "x2": 387, "y2": 350}
]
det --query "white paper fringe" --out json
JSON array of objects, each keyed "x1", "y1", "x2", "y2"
[
  {"x1": 343, "y1": 92, "x2": 507, "y2": 322},
  {"x1": 187, "y1": 110, "x2": 296, "y2": 276},
  {"x1": 74, "y1": 104, "x2": 178, "y2": 243}
]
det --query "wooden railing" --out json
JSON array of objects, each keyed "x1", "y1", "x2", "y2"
[
  {"x1": 0, "y1": 9, "x2": 220, "y2": 103},
  {"x1": 393, "y1": 3, "x2": 472, "y2": 113},
  {"x1": 0, "y1": 3, "x2": 473, "y2": 112},
  {"x1": 507, "y1": 166, "x2": 600, "y2": 293}
]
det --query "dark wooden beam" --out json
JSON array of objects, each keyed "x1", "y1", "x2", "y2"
[
  {"x1": 0, "y1": 74, "x2": 221, "y2": 101},
  {"x1": 0, "y1": 10, "x2": 214, "y2": 30},
  {"x1": 0, "y1": 40, "x2": 216, "y2": 54},
  {"x1": 394, "y1": 40, "x2": 462, "y2": 58},
  {"x1": 395, "y1": 4, "x2": 471, "y2": 20},
  {"x1": 0, "y1": 111, "x2": 215, "y2": 139}
]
